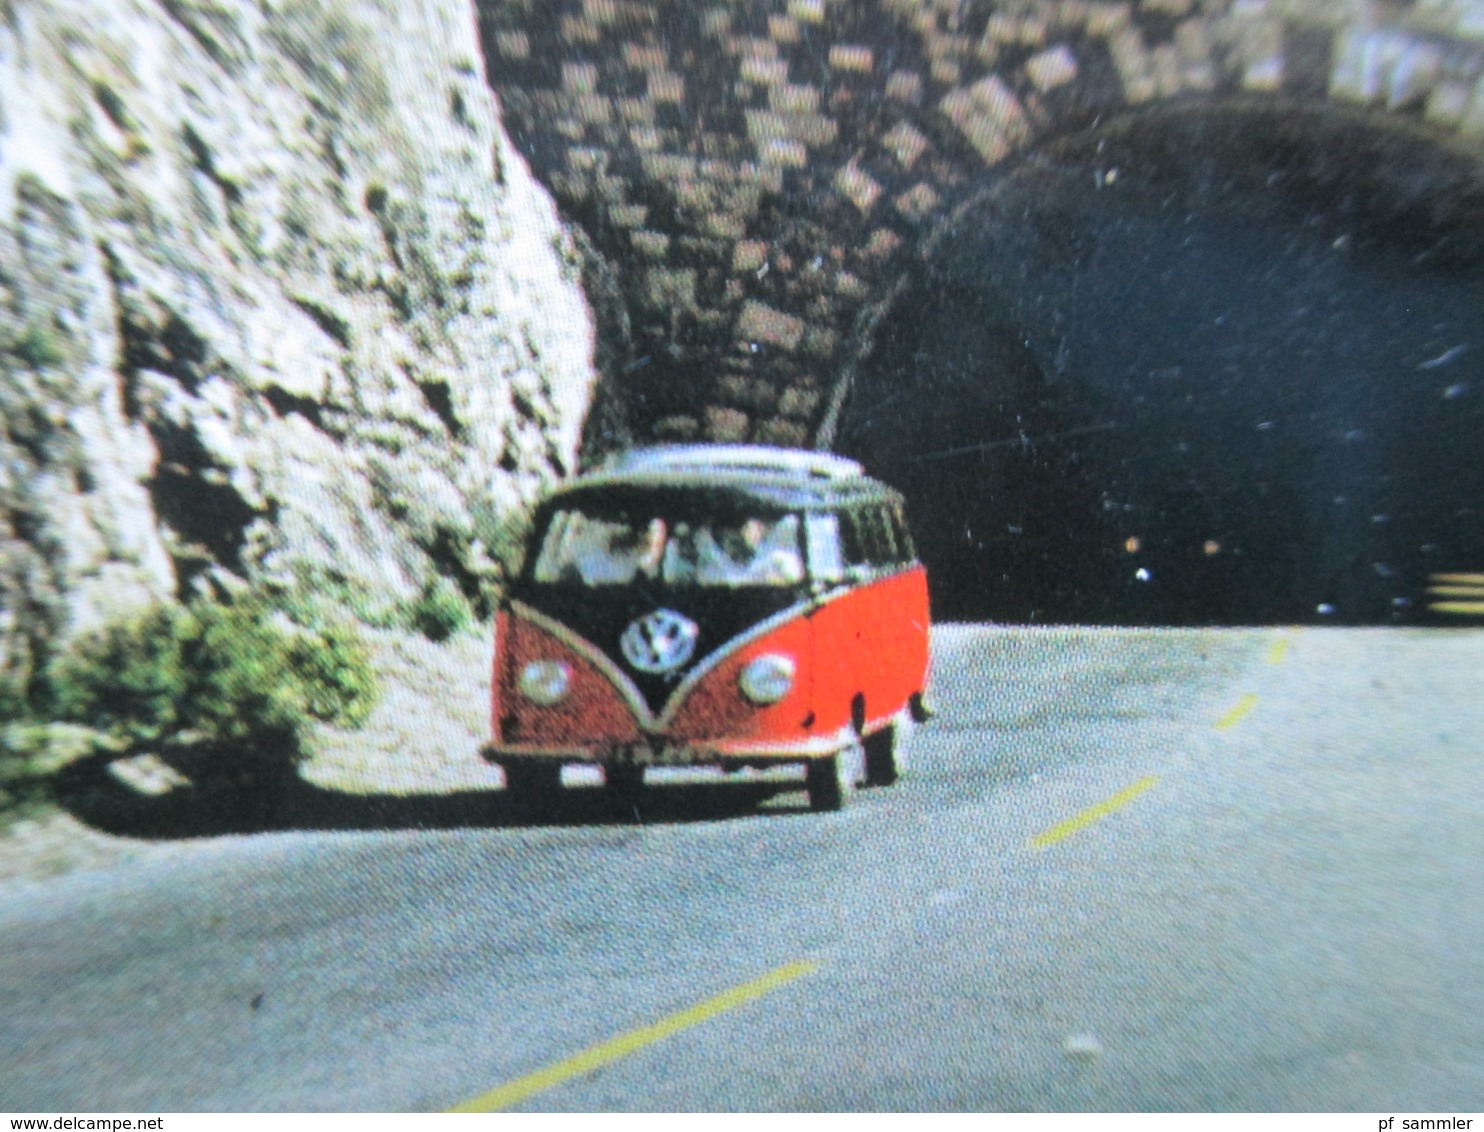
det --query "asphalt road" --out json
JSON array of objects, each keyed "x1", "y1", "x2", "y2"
[{"x1": 3, "y1": 626, "x2": 1482, "y2": 1111}]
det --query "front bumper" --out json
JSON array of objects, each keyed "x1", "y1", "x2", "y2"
[{"x1": 483, "y1": 728, "x2": 855, "y2": 768}]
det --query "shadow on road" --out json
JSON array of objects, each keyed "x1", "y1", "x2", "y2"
[{"x1": 49, "y1": 752, "x2": 805, "y2": 841}]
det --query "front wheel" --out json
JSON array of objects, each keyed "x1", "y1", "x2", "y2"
[
  {"x1": 863, "y1": 723, "x2": 902, "y2": 787},
  {"x1": 805, "y1": 745, "x2": 860, "y2": 812},
  {"x1": 501, "y1": 760, "x2": 562, "y2": 802},
  {"x1": 909, "y1": 691, "x2": 934, "y2": 723},
  {"x1": 605, "y1": 764, "x2": 645, "y2": 800}
]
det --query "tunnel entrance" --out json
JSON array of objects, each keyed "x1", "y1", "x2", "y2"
[{"x1": 838, "y1": 100, "x2": 1484, "y2": 626}]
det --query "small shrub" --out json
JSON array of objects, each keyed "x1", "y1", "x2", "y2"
[
  {"x1": 177, "y1": 601, "x2": 306, "y2": 747},
  {"x1": 44, "y1": 604, "x2": 189, "y2": 747},
  {"x1": 408, "y1": 576, "x2": 470, "y2": 642},
  {"x1": 273, "y1": 562, "x2": 404, "y2": 631},
  {"x1": 42, "y1": 595, "x2": 377, "y2": 766},
  {"x1": 0, "y1": 670, "x2": 27, "y2": 723},
  {"x1": 280, "y1": 614, "x2": 377, "y2": 728},
  {"x1": 0, "y1": 724, "x2": 58, "y2": 821},
  {"x1": 477, "y1": 505, "x2": 532, "y2": 586},
  {"x1": 9, "y1": 322, "x2": 66, "y2": 370}
]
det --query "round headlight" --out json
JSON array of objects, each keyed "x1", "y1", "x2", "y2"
[
  {"x1": 518, "y1": 659, "x2": 571, "y2": 705},
  {"x1": 738, "y1": 653, "x2": 795, "y2": 705}
]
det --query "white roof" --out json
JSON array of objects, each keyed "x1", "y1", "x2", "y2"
[{"x1": 599, "y1": 444, "x2": 865, "y2": 481}]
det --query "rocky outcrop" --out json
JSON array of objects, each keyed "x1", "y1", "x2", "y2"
[{"x1": 0, "y1": 0, "x2": 595, "y2": 702}]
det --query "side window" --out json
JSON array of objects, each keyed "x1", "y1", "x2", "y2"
[
  {"x1": 805, "y1": 512, "x2": 844, "y2": 583},
  {"x1": 840, "y1": 508, "x2": 870, "y2": 570},
  {"x1": 869, "y1": 506, "x2": 900, "y2": 566},
  {"x1": 841, "y1": 505, "x2": 901, "y2": 571},
  {"x1": 890, "y1": 501, "x2": 916, "y2": 563}
]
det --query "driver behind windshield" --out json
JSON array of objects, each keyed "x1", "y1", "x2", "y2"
[
  {"x1": 691, "y1": 515, "x2": 804, "y2": 586},
  {"x1": 534, "y1": 510, "x2": 803, "y2": 588}
]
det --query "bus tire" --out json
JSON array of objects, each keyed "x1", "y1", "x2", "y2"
[
  {"x1": 502, "y1": 761, "x2": 562, "y2": 800},
  {"x1": 806, "y1": 748, "x2": 858, "y2": 812},
  {"x1": 909, "y1": 691, "x2": 934, "y2": 723},
  {"x1": 605, "y1": 764, "x2": 645, "y2": 799},
  {"x1": 863, "y1": 723, "x2": 901, "y2": 787}
]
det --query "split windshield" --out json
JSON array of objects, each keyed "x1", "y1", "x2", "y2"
[{"x1": 531, "y1": 509, "x2": 805, "y2": 589}]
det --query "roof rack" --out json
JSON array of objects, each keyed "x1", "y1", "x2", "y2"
[{"x1": 599, "y1": 444, "x2": 865, "y2": 481}]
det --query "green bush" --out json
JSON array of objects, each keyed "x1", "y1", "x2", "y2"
[
  {"x1": 42, "y1": 596, "x2": 377, "y2": 763},
  {"x1": 44, "y1": 604, "x2": 188, "y2": 747},
  {"x1": 280, "y1": 614, "x2": 377, "y2": 728},
  {"x1": 475, "y1": 504, "x2": 532, "y2": 590},
  {"x1": 273, "y1": 563, "x2": 405, "y2": 630},
  {"x1": 9, "y1": 322, "x2": 66, "y2": 370},
  {"x1": 0, "y1": 724, "x2": 58, "y2": 820},
  {"x1": 408, "y1": 576, "x2": 471, "y2": 642},
  {"x1": 0, "y1": 671, "x2": 28, "y2": 724}
]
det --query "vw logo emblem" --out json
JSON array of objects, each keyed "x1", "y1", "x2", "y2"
[{"x1": 620, "y1": 609, "x2": 699, "y2": 674}]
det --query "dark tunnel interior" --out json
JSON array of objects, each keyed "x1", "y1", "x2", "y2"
[{"x1": 837, "y1": 102, "x2": 1484, "y2": 626}]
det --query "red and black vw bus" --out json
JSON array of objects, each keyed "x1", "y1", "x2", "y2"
[{"x1": 482, "y1": 445, "x2": 930, "y2": 811}]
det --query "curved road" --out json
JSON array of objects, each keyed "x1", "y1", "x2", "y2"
[{"x1": 3, "y1": 626, "x2": 1482, "y2": 1111}]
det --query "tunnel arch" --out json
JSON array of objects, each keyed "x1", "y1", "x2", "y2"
[
  {"x1": 475, "y1": 0, "x2": 1484, "y2": 622},
  {"x1": 837, "y1": 98, "x2": 1484, "y2": 624}
]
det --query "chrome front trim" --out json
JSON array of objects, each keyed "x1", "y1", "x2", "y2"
[
  {"x1": 651, "y1": 595, "x2": 820, "y2": 729},
  {"x1": 703, "y1": 725, "x2": 857, "y2": 759},
  {"x1": 510, "y1": 575, "x2": 908, "y2": 737},
  {"x1": 510, "y1": 594, "x2": 833, "y2": 733},
  {"x1": 483, "y1": 726, "x2": 855, "y2": 765}
]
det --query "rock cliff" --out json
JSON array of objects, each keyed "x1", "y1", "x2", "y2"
[{"x1": 0, "y1": 0, "x2": 595, "y2": 704}]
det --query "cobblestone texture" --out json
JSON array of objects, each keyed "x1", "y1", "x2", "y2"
[{"x1": 476, "y1": 0, "x2": 1484, "y2": 458}]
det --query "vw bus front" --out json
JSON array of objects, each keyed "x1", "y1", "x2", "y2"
[{"x1": 483, "y1": 449, "x2": 929, "y2": 811}]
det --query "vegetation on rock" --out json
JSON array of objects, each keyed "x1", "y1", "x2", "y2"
[
  {"x1": 407, "y1": 577, "x2": 472, "y2": 643},
  {"x1": 46, "y1": 596, "x2": 375, "y2": 749},
  {"x1": 0, "y1": 594, "x2": 376, "y2": 815}
]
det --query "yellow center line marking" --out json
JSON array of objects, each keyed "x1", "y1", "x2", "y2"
[
  {"x1": 1213, "y1": 693, "x2": 1259, "y2": 731},
  {"x1": 1265, "y1": 637, "x2": 1291, "y2": 665},
  {"x1": 448, "y1": 960, "x2": 817, "y2": 1112},
  {"x1": 1029, "y1": 776, "x2": 1159, "y2": 850},
  {"x1": 1430, "y1": 572, "x2": 1484, "y2": 585}
]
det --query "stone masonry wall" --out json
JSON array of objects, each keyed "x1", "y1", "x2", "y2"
[{"x1": 476, "y1": 0, "x2": 1484, "y2": 459}]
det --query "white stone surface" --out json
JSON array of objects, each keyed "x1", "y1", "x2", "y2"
[{"x1": 0, "y1": 0, "x2": 596, "y2": 691}]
